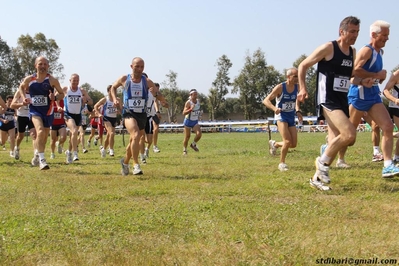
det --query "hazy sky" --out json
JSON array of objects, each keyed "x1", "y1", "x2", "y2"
[{"x1": 1, "y1": 0, "x2": 398, "y2": 97}]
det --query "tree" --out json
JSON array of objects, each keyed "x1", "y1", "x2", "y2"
[
  {"x1": 0, "y1": 37, "x2": 23, "y2": 98},
  {"x1": 232, "y1": 48, "x2": 284, "y2": 120},
  {"x1": 292, "y1": 54, "x2": 317, "y2": 116},
  {"x1": 12, "y1": 33, "x2": 65, "y2": 81},
  {"x1": 161, "y1": 70, "x2": 179, "y2": 123},
  {"x1": 208, "y1": 55, "x2": 232, "y2": 120},
  {"x1": 80, "y1": 83, "x2": 105, "y2": 105}
]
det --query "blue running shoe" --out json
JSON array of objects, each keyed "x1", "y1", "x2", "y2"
[{"x1": 382, "y1": 164, "x2": 399, "y2": 178}]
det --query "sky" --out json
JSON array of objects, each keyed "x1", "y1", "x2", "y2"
[{"x1": 1, "y1": 0, "x2": 399, "y2": 97}]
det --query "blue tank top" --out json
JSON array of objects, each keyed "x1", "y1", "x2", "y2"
[
  {"x1": 29, "y1": 74, "x2": 54, "y2": 116},
  {"x1": 348, "y1": 44, "x2": 383, "y2": 100},
  {"x1": 123, "y1": 74, "x2": 148, "y2": 114}
]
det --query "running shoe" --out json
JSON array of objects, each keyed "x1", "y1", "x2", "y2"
[
  {"x1": 133, "y1": 164, "x2": 143, "y2": 175},
  {"x1": 120, "y1": 158, "x2": 129, "y2": 176},
  {"x1": 56, "y1": 141, "x2": 63, "y2": 154},
  {"x1": 40, "y1": 159, "x2": 50, "y2": 170},
  {"x1": 144, "y1": 148, "x2": 149, "y2": 158},
  {"x1": 382, "y1": 163, "x2": 399, "y2": 178},
  {"x1": 309, "y1": 174, "x2": 331, "y2": 191},
  {"x1": 278, "y1": 163, "x2": 289, "y2": 171},
  {"x1": 14, "y1": 146, "x2": 20, "y2": 160},
  {"x1": 31, "y1": 154, "x2": 39, "y2": 166},
  {"x1": 315, "y1": 156, "x2": 330, "y2": 184},
  {"x1": 372, "y1": 153, "x2": 384, "y2": 162},
  {"x1": 82, "y1": 149, "x2": 88, "y2": 153},
  {"x1": 153, "y1": 145, "x2": 160, "y2": 153},
  {"x1": 190, "y1": 143, "x2": 199, "y2": 152},
  {"x1": 50, "y1": 153, "x2": 55, "y2": 159},
  {"x1": 335, "y1": 161, "x2": 351, "y2": 168},
  {"x1": 87, "y1": 140, "x2": 91, "y2": 148},
  {"x1": 269, "y1": 140, "x2": 276, "y2": 155},
  {"x1": 109, "y1": 149, "x2": 114, "y2": 157},
  {"x1": 65, "y1": 150, "x2": 72, "y2": 164}
]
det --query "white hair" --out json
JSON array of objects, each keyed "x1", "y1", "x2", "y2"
[
  {"x1": 286, "y1": 68, "x2": 298, "y2": 76},
  {"x1": 370, "y1": 20, "x2": 390, "y2": 37}
]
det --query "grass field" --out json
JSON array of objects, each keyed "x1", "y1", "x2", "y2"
[{"x1": 1, "y1": 131, "x2": 399, "y2": 266}]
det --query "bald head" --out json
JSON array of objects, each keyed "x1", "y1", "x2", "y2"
[
  {"x1": 130, "y1": 57, "x2": 145, "y2": 77},
  {"x1": 35, "y1": 56, "x2": 49, "y2": 65}
]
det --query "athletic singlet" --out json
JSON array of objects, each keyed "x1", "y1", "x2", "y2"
[
  {"x1": 29, "y1": 74, "x2": 54, "y2": 116},
  {"x1": 274, "y1": 82, "x2": 298, "y2": 120},
  {"x1": 348, "y1": 44, "x2": 383, "y2": 101},
  {"x1": 102, "y1": 96, "x2": 118, "y2": 118},
  {"x1": 123, "y1": 74, "x2": 148, "y2": 114},
  {"x1": 185, "y1": 99, "x2": 201, "y2": 121},
  {"x1": 16, "y1": 93, "x2": 30, "y2": 117},
  {"x1": 316, "y1": 41, "x2": 353, "y2": 108},
  {"x1": 64, "y1": 87, "x2": 83, "y2": 114},
  {"x1": 1, "y1": 107, "x2": 15, "y2": 122},
  {"x1": 389, "y1": 85, "x2": 399, "y2": 109},
  {"x1": 52, "y1": 100, "x2": 65, "y2": 126},
  {"x1": 146, "y1": 92, "x2": 156, "y2": 117}
]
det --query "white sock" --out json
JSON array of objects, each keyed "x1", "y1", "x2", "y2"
[
  {"x1": 39, "y1": 153, "x2": 45, "y2": 160},
  {"x1": 384, "y1": 160, "x2": 393, "y2": 168},
  {"x1": 373, "y1": 146, "x2": 380, "y2": 155}
]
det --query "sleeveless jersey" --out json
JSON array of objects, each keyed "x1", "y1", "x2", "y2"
[
  {"x1": 64, "y1": 87, "x2": 83, "y2": 114},
  {"x1": 29, "y1": 74, "x2": 54, "y2": 116},
  {"x1": 123, "y1": 74, "x2": 148, "y2": 114},
  {"x1": 185, "y1": 99, "x2": 201, "y2": 121},
  {"x1": 102, "y1": 96, "x2": 118, "y2": 118},
  {"x1": 316, "y1": 41, "x2": 353, "y2": 110},
  {"x1": 274, "y1": 82, "x2": 298, "y2": 121},
  {"x1": 348, "y1": 44, "x2": 383, "y2": 101},
  {"x1": 389, "y1": 85, "x2": 399, "y2": 109},
  {"x1": 16, "y1": 93, "x2": 31, "y2": 117},
  {"x1": 2, "y1": 107, "x2": 15, "y2": 122},
  {"x1": 146, "y1": 92, "x2": 157, "y2": 117},
  {"x1": 52, "y1": 100, "x2": 65, "y2": 126}
]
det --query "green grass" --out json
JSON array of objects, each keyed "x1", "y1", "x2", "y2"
[{"x1": 1, "y1": 132, "x2": 399, "y2": 265}]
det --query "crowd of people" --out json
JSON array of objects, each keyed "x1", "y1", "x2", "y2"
[
  {"x1": 264, "y1": 17, "x2": 399, "y2": 190},
  {"x1": 2, "y1": 17, "x2": 399, "y2": 191},
  {"x1": 0, "y1": 56, "x2": 205, "y2": 176}
]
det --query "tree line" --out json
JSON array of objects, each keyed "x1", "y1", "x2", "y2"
[{"x1": 1, "y1": 33, "x2": 319, "y2": 122}]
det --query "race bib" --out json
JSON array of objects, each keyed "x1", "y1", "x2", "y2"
[
  {"x1": 282, "y1": 101, "x2": 295, "y2": 112},
  {"x1": 5, "y1": 115, "x2": 14, "y2": 121},
  {"x1": 68, "y1": 95, "x2": 81, "y2": 104},
  {"x1": 373, "y1": 79, "x2": 380, "y2": 86},
  {"x1": 128, "y1": 98, "x2": 145, "y2": 110},
  {"x1": 333, "y1": 76, "x2": 350, "y2": 92},
  {"x1": 107, "y1": 106, "x2": 117, "y2": 114},
  {"x1": 32, "y1": 95, "x2": 48, "y2": 106},
  {"x1": 190, "y1": 110, "x2": 201, "y2": 120},
  {"x1": 54, "y1": 112, "x2": 62, "y2": 119}
]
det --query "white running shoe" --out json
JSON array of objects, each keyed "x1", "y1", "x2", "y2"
[
  {"x1": 73, "y1": 154, "x2": 79, "y2": 161},
  {"x1": 65, "y1": 150, "x2": 72, "y2": 164},
  {"x1": 309, "y1": 174, "x2": 331, "y2": 191},
  {"x1": 133, "y1": 164, "x2": 143, "y2": 175},
  {"x1": 94, "y1": 138, "x2": 98, "y2": 146},
  {"x1": 153, "y1": 146, "x2": 160, "y2": 153},
  {"x1": 40, "y1": 159, "x2": 50, "y2": 170},
  {"x1": 82, "y1": 149, "x2": 88, "y2": 154},
  {"x1": 278, "y1": 163, "x2": 289, "y2": 171},
  {"x1": 120, "y1": 158, "x2": 129, "y2": 176},
  {"x1": 31, "y1": 154, "x2": 39, "y2": 166},
  {"x1": 144, "y1": 148, "x2": 149, "y2": 158},
  {"x1": 269, "y1": 140, "x2": 276, "y2": 155},
  {"x1": 100, "y1": 147, "x2": 106, "y2": 158},
  {"x1": 14, "y1": 146, "x2": 20, "y2": 160},
  {"x1": 336, "y1": 161, "x2": 351, "y2": 168},
  {"x1": 109, "y1": 149, "x2": 114, "y2": 157},
  {"x1": 10, "y1": 151, "x2": 15, "y2": 158},
  {"x1": 87, "y1": 140, "x2": 91, "y2": 148},
  {"x1": 50, "y1": 153, "x2": 55, "y2": 159},
  {"x1": 315, "y1": 157, "x2": 330, "y2": 184}
]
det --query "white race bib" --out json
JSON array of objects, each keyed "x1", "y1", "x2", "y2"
[
  {"x1": 54, "y1": 112, "x2": 62, "y2": 119},
  {"x1": 282, "y1": 101, "x2": 295, "y2": 112},
  {"x1": 128, "y1": 98, "x2": 145, "y2": 111},
  {"x1": 68, "y1": 95, "x2": 81, "y2": 104},
  {"x1": 32, "y1": 95, "x2": 48, "y2": 106},
  {"x1": 333, "y1": 76, "x2": 350, "y2": 92}
]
